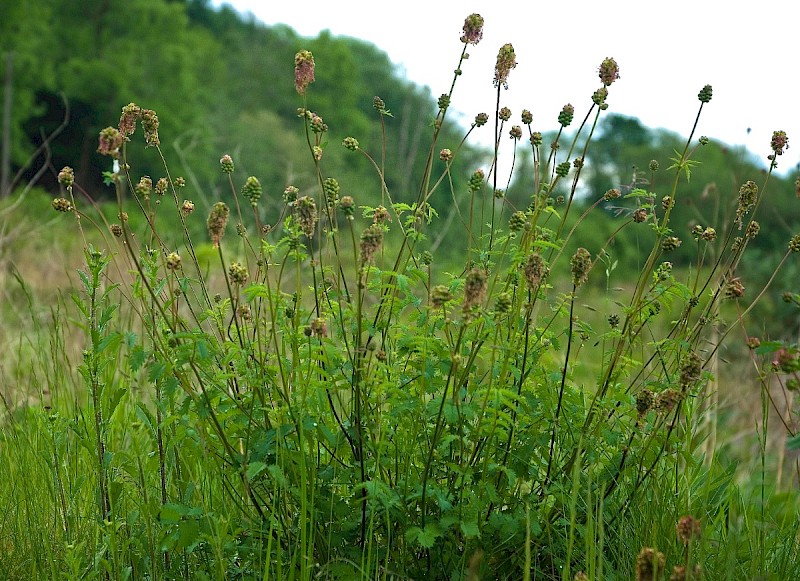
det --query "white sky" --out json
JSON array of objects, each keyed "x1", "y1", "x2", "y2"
[{"x1": 212, "y1": 0, "x2": 800, "y2": 177}]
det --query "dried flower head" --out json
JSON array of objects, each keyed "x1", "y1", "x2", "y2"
[
  {"x1": 431, "y1": 284, "x2": 453, "y2": 308},
  {"x1": 493, "y1": 43, "x2": 517, "y2": 89},
  {"x1": 724, "y1": 277, "x2": 745, "y2": 300},
  {"x1": 440, "y1": 148, "x2": 453, "y2": 162},
  {"x1": 655, "y1": 389, "x2": 682, "y2": 413},
  {"x1": 570, "y1": 248, "x2": 592, "y2": 287},
  {"x1": 676, "y1": 515, "x2": 701, "y2": 544},
  {"x1": 372, "y1": 205, "x2": 391, "y2": 225},
  {"x1": 110, "y1": 223, "x2": 123, "y2": 237},
  {"x1": 181, "y1": 200, "x2": 195, "y2": 216},
  {"x1": 462, "y1": 267, "x2": 488, "y2": 313},
  {"x1": 228, "y1": 262, "x2": 248, "y2": 285},
  {"x1": 524, "y1": 253, "x2": 548, "y2": 288},
  {"x1": 97, "y1": 127, "x2": 124, "y2": 158},
  {"x1": 155, "y1": 177, "x2": 168, "y2": 196},
  {"x1": 474, "y1": 113, "x2": 489, "y2": 127},
  {"x1": 166, "y1": 252, "x2": 182, "y2": 271},
  {"x1": 521, "y1": 109, "x2": 533, "y2": 124},
  {"x1": 679, "y1": 351, "x2": 702, "y2": 390},
  {"x1": 135, "y1": 176, "x2": 153, "y2": 198},
  {"x1": 633, "y1": 208, "x2": 647, "y2": 223},
  {"x1": 509, "y1": 125, "x2": 522, "y2": 140},
  {"x1": 460, "y1": 13, "x2": 484, "y2": 44},
  {"x1": 598, "y1": 57, "x2": 620, "y2": 86},
  {"x1": 207, "y1": 201, "x2": 230, "y2": 248},
  {"x1": 360, "y1": 223, "x2": 384, "y2": 264},
  {"x1": 735, "y1": 180, "x2": 758, "y2": 228},
  {"x1": 141, "y1": 109, "x2": 160, "y2": 146},
  {"x1": 530, "y1": 132, "x2": 543, "y2": 145},
  {"x1": 498, "y1": 107, "x2": 511, "y2": 121},
  {"x1": 635, "y1": 547, "x2": 666, "y2": 581},
  {"x1": 52, "y1": 197, "x2": 73, "y2": 212},
  {"x1": 310, "y1": 317, "x2": 328, "y2": 338},
  {"x1": 494, "y1": 292, "x2": 512, "y2": 314},
  {"x1": 603, "y1": 188, "x2": 621, "y2": 201},
  {"x1": 119, "y1": 102, "x2": 142, "y2": 137},
  {"x1": 745, "y1": 220, "x2": 760, "y2": 239},
  {"x1": 771, "y1": 130, "x2": 789, "y2": 156},
  {"x1": 293, "y1": 196, "x2": 318, "y2": 238},
  {"x1": 636, "y1": 389, "x2": 654, "y2": 418},
  {"x1": 661, "y1": 236, "x2": 682, "y2": 252},
  {"x1": 294, "y1": 50, "x2": 316, "y2": 94},
  {"x1": 58, "y1": 166, "x2": 74, "y2": 189}
]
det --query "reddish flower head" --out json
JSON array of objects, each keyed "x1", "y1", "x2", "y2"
[{"x1": 294, "y1": 50, "x2": 316, "y2": 95}]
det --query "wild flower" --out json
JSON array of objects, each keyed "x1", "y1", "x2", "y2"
[
  {"x1": 598, "y1": 57, "x2": 620, "y2": 86},
  {"x1": 97, "y1": 127, "x2": 123, "y2": 158},
  {"x1": 460, "y1": 13, "x2": 484, "y2": 45},
  {"x1": 636, "y1": 547, "x2": 666, "y2": 581},
  {"x1": 293, "y1": 196, "x2": 318, "y2": 238},
  {"x1": 207, "y1": 201, "x2": 230, "y2": 247},
  {"x1": 570, "y1": 248, "x2": 592, "y2": 286},
  {"x1": 676, "y1": 515, "x2": 701, "y2": 544},
  {"x1": 294, "y1": 49, "x2": 315, "y2": 94},
  {"x1": 220, "y1": 154, "x2": 234, "y2": 174},
  {"x1": 493, "y1": 43, "x2": 517, "y2": 89}
]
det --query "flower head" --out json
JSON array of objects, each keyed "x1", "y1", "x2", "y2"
[
  {"x1": 460, "y1": 13, "x2": 484, "y2": 45},
  {"x1": 493, "y1": 43, "x2": 517, "y2": 89},
  {"x1": 293, "y1": 196, "x2": 318, "y2": 238},
  {"x1": 570, "y1": 248, "x2": 592, "y2": 287},
  {"x1": 598, "y1": 57, "x2": 620, "y2": 86},
  {"x1": 294, "y1": 50, "x2": 316, "y2": 95},
  {"x1": 771, "y1": 130, "x2": 789, "y2": 156},
  {"x1": 58, "y1": 166, "x2": 74, "y2": 189},
  {"x1": 207, "y1": 201, "x2": 230, "y2": 248},
  {"x1": 97, "y1": 127, "x2": 124, "y2": 158}
]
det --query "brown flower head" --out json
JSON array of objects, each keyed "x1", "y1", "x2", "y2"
[
  {"x1": 598, "y1": 57, "x2": 620, "y2": 86},
  {"x1": 679, "y1": 351, "x2": 702, "y2": 390},
  {"x1": 462, "y1": 267, "x2": 488, "y2": 314},
  {"x1": 119, "y1": 102, "x2": 142, "y2": 137},
  {"x1": 293, "y1": 196, "x2": 318, "y2": 238},
  {"x1": 294, "y1": 50, "x2": 315, "y2": 94},
  {"x1": 58, "y1": 166, "x2": 74, "y2": 189},
  {"x1": 635, "y1": 547, "x2": 665, "y2": 581},
  {"x1": 460, "y1": 13, "x2": 484, "y2": 44},
  {"x1": 97, "y1": 127, "x2": 124, "y2": 158},
  {"x1": 359, "y1": 223, "x2": 384, "y2": 265},
  {"x1": 570, "y1": 247, "x2": 592, "y2": 287},
  {"x1": 493, "y1": 43, "x2": 517, "y2": 89},
  {"x1": 207, "y1": 201, "x2": 230, "y2": 248},
  {"x1": 771, "y1": 130, "x2": 789, "y2": 156},
  {"x1": 676, "y1": 515, "x2": 701, "y2": 544},
  {"x1": 141, "y1": 108, "x2": 160, "y2": 146},
  {"x1": 524, "y1": 253, "x2": 548, "y2": 288}
]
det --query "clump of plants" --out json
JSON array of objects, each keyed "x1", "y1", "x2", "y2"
[{"x1": 25, "y1": 13, "x2": 800, "y2": 580}]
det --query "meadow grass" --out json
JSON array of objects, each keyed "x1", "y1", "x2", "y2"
[{"x1": 1, "y1": 14, "x2": 800, "y2": 580}]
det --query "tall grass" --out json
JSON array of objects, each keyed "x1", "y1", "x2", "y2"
[{"x1": 1, "y1": 14, "x2": 800, "y2": 580}]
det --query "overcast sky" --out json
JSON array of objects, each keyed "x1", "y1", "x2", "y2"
[{"x1": 212, "y1": 0, "x2": 800, "y2": 176}]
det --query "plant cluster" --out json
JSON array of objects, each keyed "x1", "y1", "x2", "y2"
[{"x1": 3, "y1": 12, "x2": 800, "y2": 581}]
